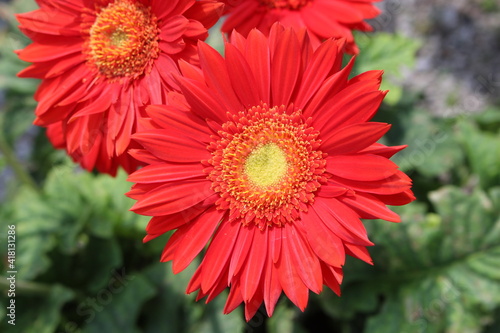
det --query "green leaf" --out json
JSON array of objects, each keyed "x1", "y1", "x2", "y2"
[
  {"x1": 318, "y1": 277, "x2": 379, "y2": 321},
  {"x1": 362, "y1": 186, "x2": 500, "y2": 333},
  {"x1": 267, "y1": 301, "x2": 308, "y2": 333},
  {"x1": 0, "y1": 102, "x2": 36, "y2": 147},
  {"x1": 456, "y1": 120, "x2": 500, "y2": 189},
  {"x1": 4, "y1": 164, "x2": 135, "y2": 281},
  {"x1": 141, "y1": 263, "x2": 190, "y2": 333},
  {"x1": 9, "y1": 186, "x2": 61, "y2": 280},
  {"x1": 187, "y1": 292, "x2": 245, "y2": 333},
  {"x1": 472, "y1": 108, "x2": 500, "y2": 133},
  {"x1": 81, "y1": 273, "x2": 156, "y2": 333},
  {"x1": 80, "y1": 169, "x2": 148, "y2": 238},
  {"x1": 52, "y1": 236, "x2": 122, "y2": 294},
  {"x1": 354, "y1": 32, "x2": 421, "y2": 105},
  {"x1": 142, "y1": 260, "x2": 244, "y2": 333},
  {"x1": 0, "y1": 284, "x2": 74, "y2": 333},
  {"x1": 390, "y1": 110, "x2": 465, "y2": 179}
]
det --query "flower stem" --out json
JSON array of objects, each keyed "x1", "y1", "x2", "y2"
[
  {"x1": 0, "y1": 128, "x2": 40, "y2": 193},
  {"x1": 0, "y1": 278, "x2": 52, "y2": 295}
]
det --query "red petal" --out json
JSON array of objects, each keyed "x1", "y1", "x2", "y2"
[
  {"x1": 17, "y1": 9, "x2": 80, "y2": 36},
  {"x1": 321, "y1": 122, "x2": 391, "y2": 155},
  {"x1": 172, "y1": 206, "x2": 224, "y2": 273},
  {"x1": 17, "y1": 36, "x2": 82, "y2": 62},
  {"x1": 300, "y1": 210, "x2": 345, "y2": 267},
  {"x1": 130, "y1": 179, "x2": 213, "y2": 216},
  {"x1": 285, "y1": 224, "x2": 323, "y2": 294},
  {"x1": 240, "y1": 228, "x2": 268, "y2": 302},
  {"x1": 276, "y1": 229, "x2": 309, "y2": 311},
  {"x1": 184, "y1": 19, "x2": 208, "y2": 41},
  {"x1": 326, "y1": 154, "x2": 399, "y2": 181},
  {"x1": 65, "y1": 113, "x2": 102, "y2": 154},
  {"x1": 223, "y1": 282, "x2": 244, "y2": 314},
  {"x1": 133, "y1": 129, "x2": 210, "y2": 163},
  {"x1": 316, "y1": 182, "x2": 351, "y2": 198},
  {"x1": 302, "y1": 4, "x2": 353, "y2": 40},
  {"x1": 244, "y1": 284, "x2": 264, "y2": 321},
  {"x1": 320, "y1": 263, "x2": 342, "y2": 296},
  {"x1": 160, "y1": 226, "x2": 185, "y2": 262},
  {"x1": 205, "y1": 271, "x2": 229, "y2": 303},
  {"x1": 114, "y1": 99, "x2": 136, "y2": 156},
  {"x1": 186, "y1": 264, "x2": 203, "y2": 294},
  {"x1": 228, "y1": 225, "x2": 255, "y2": 281},
  {"x1": 144, "y1": 206, "x2": 205, "y2": 238},
  {"x1": 245, "y1": 29, "x2": 271, "y2": 104},
  {"x1": 341, "y1": 192, "x2": 401, "y2": 222},
  {"x1": 128, "y1": 148, "x2": 164, "y2": 165},
  {"x1": 20, "y1": 54, "x2": 82, "y2": 79},
  {"x1": 302, "y1": 57, "x2": 354, "y2": 118},
  {"x1": 330, "y1": 171, "x2": 412, "y2": 195},
  {"x1": 154, "y1": 54, "x2": 181, "y2": 90},
  {"x1": 221, "y1": 0, "x2": 260, "y2": 35},
  {"x1": 197, "y1": 41, "x2": 242, "y2": 112},
  {"x1": 145, "y1": 105, "x2": 211, "y2": 140},
  {"x1": 359, "y1": 143, "x2": 407, "y2": 159},
  {"x1": 314, "y1": 89, "x2": 386, "y2": 133},
  {"x1": 159, "y1": 15, "x2": 188, "y2": 42},
  {"x1": 225, "y1": 43, "x2": 261, "y2": 108},
  {"x1": 177, "y1": 77, "x2": 228, "y2": 123},
  {"x1": 151, "y1": 0, "x2": 177, "y2": 21},
  {"x1": 349, "y1": 70, "x2": 383, "y2": 86},
  {"x1": 200, "y1": 221, "x2": 240, "y2": 292},
  {"x1": 313, "y1": 1, "x2": 364, "y2": 24},
  {"x1": 263, "y1": 256, "x2": 281, "y2": 317},
  {"x1": 184, "y1": 1, "x2": 224, "y2": 29},
  {"x1": 271, "y1": 27, "x2": 301, "y2": 106},
  {"x1": 33, "y1": 65, "x2": 93, "y2": 119},
  {"x1": 295, "y1": 39, "x2": 341, "y2": 108},
  {"x1": 314, "y1": 198, "x2": 374, "y2": 246},
  {"x1": 178, "y1": 59, "x2": 205, "y2": 82},
  {"x1": 344, "y1": 243, "x2": 373, "y2": 265},
  {"x1": 269, "y1": 226, "x2": 282, "y2": 264},
  {"x1": 374, "y1": 190, "x2": 416, "y2": 206},
  {"x1": 127, "y1": 162, "x2": 205, "y2": 184}
]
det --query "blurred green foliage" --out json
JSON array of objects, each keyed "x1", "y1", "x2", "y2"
[
  {"x1": 353, "y1": 32, "x2": 421, "y2": 105},
  {"x1": 1, "y1": 0, "x2": 500, "y2": 332}
]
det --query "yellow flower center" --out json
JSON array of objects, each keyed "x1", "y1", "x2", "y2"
[
  {"x1": 207, "y1": 104, "x2": 327, "y2": 229},
  {"x1": 260, "y1": 0, "x2": 311, "y2": 10},
  {"x1": 244, "y1": 143, "x2": 288, "y2": 187},
  {"x1": 84, "y1": 0, "x2": 160, "y2": 79}
]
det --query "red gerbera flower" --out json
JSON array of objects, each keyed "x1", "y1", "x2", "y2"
[
  {"x1": 220, "y1": 0, "x2": 381, "y2": 54},
  {"x1": 16, "y1": 0, "x2": 223, "y2": 175},
  {"x1": 128, "y1": 24, "x2": 414, "y2": 320}
]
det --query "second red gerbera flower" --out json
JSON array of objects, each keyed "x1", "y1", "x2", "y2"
[
  {"x1": 128, "y1": 24, "x2": 414, "y2": 320},
  {"x1": 16, "y1": 0, "x2": 223, "y2": 175},
  {"x1": 221, "y1": 0, "x2": 381, "y2": 53}
]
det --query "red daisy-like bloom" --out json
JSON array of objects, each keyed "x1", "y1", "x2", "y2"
[
  {"x1": 221, "y1": 0, "x2": 381, "y2": 54},
  {"x1": 128, "y1": 25, "x2": 414, "y2": 320},
  {"x1": 16, "y1": 0, "x2": 223, "y2": 175}
]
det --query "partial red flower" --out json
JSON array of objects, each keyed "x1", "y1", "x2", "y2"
[
  {"x1": 16, "y1": 0, "x2": 223, "y2": 175},
  {"x1": 221, "y1": 0, "x2": 380, "y2": 54},
  {"x1": 128, "y1": 24, "x2": 414, "y2": 320}
]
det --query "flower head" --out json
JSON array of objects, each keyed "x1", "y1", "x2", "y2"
[
  {"x1": 128, "y1": 24, "x2": 414, "y2": 320},
  {"x1": 221, "y1": 0, "x2": 381, "y2": 54},
  {"x1": 16, "y1": 0, "x2": 223, "y2": 175}
]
